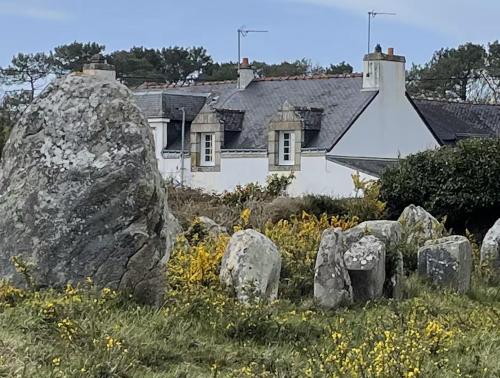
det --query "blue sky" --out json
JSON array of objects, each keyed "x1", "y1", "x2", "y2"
[{"x1": 0, "y1": 0, "x2": 499, "y2": 71}]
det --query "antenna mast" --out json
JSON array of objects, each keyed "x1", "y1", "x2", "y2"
[
  {"x1": 237, "y1": 26, "x2": 269, "y2": 69},
  {"x1": 367, "y1": 11, "x2": 396, "y2": 53}
]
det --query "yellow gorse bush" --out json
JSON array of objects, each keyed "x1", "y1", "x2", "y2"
[
  {"x1": 264, "y1": 211, "x2": 358, "y2": 299},
  {"x1": 168, "y1": 219, "x2": 229, "y2": 289}
]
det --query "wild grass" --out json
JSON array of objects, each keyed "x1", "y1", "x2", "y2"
[{"x1": 0, "y1": 276, "x2": 498, "y2": 377}]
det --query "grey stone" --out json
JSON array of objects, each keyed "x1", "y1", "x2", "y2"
[
  {"x1": 480, "y1": 218, "x2": 500, "y2": 270},
  {"x1": 196, "y1": 216, "x2": 227, "y2": 237},
  {"x1": 0, "y1": 74, "x2": 170, "y2": 305},
  {"x1": 344, "y1": 220, "x2": 402, "y2": 247},
  {"x1": 398, "y1": 204, "x2": 442, "y2": 246},
  {"x1": 314, "y1": 228, "x2": 353, "y2": 309},
  {"x1": 220, "y1": 229, "x2": 281, "y2": 303},
  {"x1": 344, "y1": 235, "x2": 386, "y2": 301},
  {"x1": 418, "y1": 235, "x2": 472, "y2": 292}
]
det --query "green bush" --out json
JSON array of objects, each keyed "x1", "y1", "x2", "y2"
[{"x1": 380, "y1": 138, "x2": 500, "y2": 234}]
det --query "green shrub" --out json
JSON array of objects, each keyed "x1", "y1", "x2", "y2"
[{"x1": 380, "y1": 138, "x2": 500, "y2": 234}]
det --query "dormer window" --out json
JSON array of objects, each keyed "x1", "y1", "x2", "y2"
[
  {"x1": 200, "y1": 132, "x2": 215, "y2": 166},
  {"x1": 278, "y1": 131, "x2": 295, "y2": 165}
]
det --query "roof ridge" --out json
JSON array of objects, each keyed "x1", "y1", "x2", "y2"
[
  {"x1": 412, "y1": 95, "x2": 500, "y2": 107},
  {"x1": 254, "y1": 73, "x2": 363, "y2": 82}
]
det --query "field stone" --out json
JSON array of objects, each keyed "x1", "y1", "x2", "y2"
[
  {"x1": 344, "y1": 235, "x2": 386, "y2": 301},
  {"x1": 220, "y1": 229, "x2": 281, "y2": 303},
  {"x1": 314, "y1": 228, "x2": 353, "y2": 309},
  {"x1": 0, "y1": 73, "x2": 170, "y2": 305},
  {"x1": 398, "y1": 204, "x2": 442, "y2": 245},
  {"x1": 418, "y1": 235, "x2": 472, "y2": 293},
  {"x1": 480, "y1": 218, "x2": 500, "y2": 270},
  {"x1": 196, "y1": 216, "x2": 227, "y2": 237}
]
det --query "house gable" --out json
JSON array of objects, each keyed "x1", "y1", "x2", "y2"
[{"x1": 328, "y1": 88, "x2": 440, "y2": 158}]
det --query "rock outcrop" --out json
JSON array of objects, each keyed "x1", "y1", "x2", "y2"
[
  {"x1": 398, "y1": 204, "x2": 442, "y2": 245},
  {"x1": 480, "y1": 218, "x2": 500, "y2": 270},
  {"x1": 344, "y1": 235, "x2": 386, "y2": 301},
  {"x1": 220, "y1": 229, "x2": 281, "y2": 303},
  {"x1": 314, "y1": 228, "x2": 353, "y2": 309},
  {"x1": 0, "y1": 74, "x2": 170, "y2": 304},
  {"x1": 418, "y1": 236, "x2": 472, "y2": 292}
]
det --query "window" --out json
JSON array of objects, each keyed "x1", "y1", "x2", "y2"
[
  {"x1": 200, "y1": 133, "x2": 215, "y2": 166},
  {"x1": 278, "y1": 131, "x2": 295, "y2": 165}
]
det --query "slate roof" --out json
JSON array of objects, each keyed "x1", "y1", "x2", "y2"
[
  {"x1": 412, "y1": 98, "x2": 500, "y2": 144},
  {"x1": 134, "y1": 91, "x2": 207, "y2": 122},
  {"x1": 134, "y1": 76, "x2": 500, "y2": 151},
  {"x1": 137, "y1": 75, "x2": 377, "y2": 150},
  {"x1": 327, "y1": 155, "x2": 399, "y2": 177}
]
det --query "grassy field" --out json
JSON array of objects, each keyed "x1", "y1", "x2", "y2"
[{"x1": 0, "y1": 275, "x2": 499, "y2": 377}]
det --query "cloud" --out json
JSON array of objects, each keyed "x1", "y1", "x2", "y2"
[
  {"x1": 288, "y1": 0, "x2": 500, "y2": 41},
  {"x1": 0, "y1": 1, "x2": 70, "y2": 21}
]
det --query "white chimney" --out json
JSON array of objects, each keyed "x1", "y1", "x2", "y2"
[
  {"x1": 237, "y1": 57, "x2": 255, "y2": 90},
  {"x1": 362, "y1": 45, "x2": 406, "y2": 95},
  {"x1": 83, "y1": 54, "x2": 116, "y2": 81}
]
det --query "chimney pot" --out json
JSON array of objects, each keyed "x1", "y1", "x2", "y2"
[{"x1": 387, "y1": 47, "x2": 394, "y2": 56}]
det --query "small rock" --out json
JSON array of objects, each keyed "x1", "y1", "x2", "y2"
[
  {"x1": 314, "y1": 228, "x2": 353, "y2": 309},
  {"x1": 418, "y1": 235, "x2": 472, "y2": 293},
  {"x1": 220, "y1": 229, "x2": 281, "y2": 303},
  {"x1": 344, "y1": 235, "x2": 386, "y2": 301},
  {"x1": 480, "y1": 218, "x2": 500, "y2": 270},
  {"x1": 189, "y1": 216, "x2": 227, "y2": 238}
]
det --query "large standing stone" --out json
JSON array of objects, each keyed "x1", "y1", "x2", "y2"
[
  {"x1": 480, "y1": 218, "x2": 500, "y2": 270},
  {"x1": 344, "y1": 220, "x2": 402, "y2": 299},
  {"x1": 314, "y1": 228, "x2": 353, "y2": 309},
  {"x1": 220, "y1": 229, "x2": 281, "y2": 303},
  {"x1": 398, "y1": 204, "x2": 442, "y2": 245},
  {"x1": 418, "y1": 236, "x2": 472, "y2": 292},
  {"x1": 0, "y1": 74, "x2": 170, "y2": 305},
  {"x1": 344, "y1": 235, "x2": 386, "y2": 301}
]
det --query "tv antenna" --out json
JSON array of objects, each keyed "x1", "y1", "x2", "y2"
[
  {"x1": 367, "y1": 11, "x2": 396, "y2": 53},
  {"x1": 237, "y1": 26, "x2": 268, "y2": 69}
]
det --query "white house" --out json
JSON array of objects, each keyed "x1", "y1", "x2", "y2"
[{"x1": 129, "y1": 47, "x2": 498, "y2": 196}]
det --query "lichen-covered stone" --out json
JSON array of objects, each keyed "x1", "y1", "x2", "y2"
[
  {"x1": 418, "y1": 236, "x2": 472, "y2": 293},
  {"x1": 344, "y1": 235, "x2": 386, "y2": 301},
  {"x1": 0, "y1": 74, "x2": 170, "y2": 305},
  {"x1": 220, "y1": 229, "x2": 281, "y2": 303},
  {"x1": 344, "y1": 220, "x2": 402, "y2": 247},
  {"x1": 480, "y1": 218, "x2": 500, "y2": 270},
  {"x1": 314, "y1": 228, "x2": 353, "y2": 309},
  {"x1": 398, "y1": 204, "x2": 442, "y2": 245},
  {"x1": 344, "y1": 220, "x2": 402, "y2": 299}
]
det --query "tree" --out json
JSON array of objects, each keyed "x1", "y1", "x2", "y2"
[
  {"x1": 200, "y1": 62, "x2": 238, "y2": 81},
  {"x1": 51, "y1": 41, "x2": 105, "y2": 74},
  {"x1": 0, "y1": 53, "x2": 51, "y2": 101},
  {"x1": 325, "y1": 61, "x2": 353, "y2": 75},
  {"x1": 160, "y1": 46, "x2": 213, "y2": 83},
  {"x1": 407, "y1": 43, "x2": 486, "y2": 101},
  {"x1": 108, "y1": 47, "x2": 164, "y2": 87}
]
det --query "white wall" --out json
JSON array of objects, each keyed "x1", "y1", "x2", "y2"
[
  {"x1": 331, "y1": 59, "x2": 439, "y2": 158},
  {"x1": 330, "y1": 94, "x2": 439, "y2": 158},
  {"x1": 158, "y1": 152, "x2": 373, "y2": 197}
]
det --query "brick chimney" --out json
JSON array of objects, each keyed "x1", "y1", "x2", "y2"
[
  {"x1": 362, "y1": 45, "x2": 406, "y2": 95},
  {"x1": 237, "y1": 57, "x2": 255, "y2": 90},
  {"x1": 83, "y1": 54, "x2": 116, "y2": 81}
]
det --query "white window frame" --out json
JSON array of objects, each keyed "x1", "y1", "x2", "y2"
[
  {"x1": 278, "y1": 131, "x2": 295, "y2": 166},
  {"x1": 200, "y1": 132, "x2": 215, "y2": 167}
]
